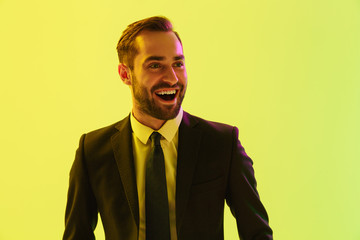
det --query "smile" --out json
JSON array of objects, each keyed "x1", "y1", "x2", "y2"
[{"x1": 155, "y1": 89, "x2": 178, "y2": 101}]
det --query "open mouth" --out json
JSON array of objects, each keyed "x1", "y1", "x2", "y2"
[{"x1": 155, "y1": 89, "x2": 177, "y2": 101}]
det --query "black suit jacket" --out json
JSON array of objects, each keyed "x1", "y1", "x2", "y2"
[{"x1": 63, "y1": 112, "x2": 273, "y2": 240}]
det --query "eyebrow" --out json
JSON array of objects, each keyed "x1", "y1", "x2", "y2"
[
  {"x1": 144, "y1": 55, "x2": 185, "y2": 63},
  {"x1": 174, "y1": 55, "x2": 185, "y2": 61}
]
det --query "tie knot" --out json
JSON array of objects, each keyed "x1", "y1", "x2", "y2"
[{"x1": 150, "y1": 132, "x2": 162, "y2": 146}]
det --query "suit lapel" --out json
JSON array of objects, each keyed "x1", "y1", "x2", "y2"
[
  {"x1": 109, "y1": 112, "x2": 202, "y2": 232},
  {"x1": 176, "y1": 112, "x2": 202, "y2": 232},
  {"x1": 111, "y1": 115, "x2": 139, "y2": 227}
]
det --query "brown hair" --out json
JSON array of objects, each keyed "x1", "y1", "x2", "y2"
[{"x1": 116, "y1": 16, "x2": 182, "y2": 69}]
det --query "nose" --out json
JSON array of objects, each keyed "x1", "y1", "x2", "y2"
[{"x1": 163, "y1": 67, "x2": 178, "y2": 86}]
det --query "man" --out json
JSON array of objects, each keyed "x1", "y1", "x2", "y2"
[{"x1": 63, "y1": 16, "x2": 273, "y2": 240}]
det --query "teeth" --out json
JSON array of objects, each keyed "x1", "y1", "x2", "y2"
[{"x1": 156, "y1": 90, "x2": 176, "y2": 95}]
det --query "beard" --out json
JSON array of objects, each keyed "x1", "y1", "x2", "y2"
[{"x1": 131, "y1": 75, "x2": 186, "y2": 120}]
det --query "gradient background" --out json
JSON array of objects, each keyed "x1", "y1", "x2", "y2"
[{"x1": 1, "y1": 0, "x2": 360, "y2": 239}]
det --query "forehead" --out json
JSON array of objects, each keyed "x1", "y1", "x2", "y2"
[{"x1": 134, "y1": 31, "x2": 183, "y2": 59}]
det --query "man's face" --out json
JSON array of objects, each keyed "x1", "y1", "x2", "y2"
[{"x1": 129, "y1": 30, "x2": 187, "y2": 120}]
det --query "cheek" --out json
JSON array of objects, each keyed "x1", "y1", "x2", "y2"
[
  {"x1": 175, "y1": 68, "x2": 187, "y2": 79},
  {"x1": 136, "y1": 73, "x2": 153, "y2": 88},
  {"x1": 179, "y1": 71, "x2": 187, "y2": 84},
  {"x1": 139, "y1": 76, "x2": 159, "y2": 94}
]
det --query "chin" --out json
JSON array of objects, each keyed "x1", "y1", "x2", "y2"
[{"x1": 152, "y1": 104, "x2": 181, "y2": 120}]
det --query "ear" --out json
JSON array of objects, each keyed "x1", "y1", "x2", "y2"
[{"x1": 118, "y1": 63, "x2": 132, "y2": 85}]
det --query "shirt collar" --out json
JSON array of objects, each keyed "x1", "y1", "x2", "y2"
[{"x1": 130, "y1": 107, "x2": 183, "y2": 144}]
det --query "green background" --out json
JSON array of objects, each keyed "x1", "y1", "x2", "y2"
[{"x1": 1, "y1": 0, "x2": 359, "y2": 239}]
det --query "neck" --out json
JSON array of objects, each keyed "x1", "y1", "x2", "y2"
[{"x1": 132, "y1": 109, "x2": 165, "y2": 130}]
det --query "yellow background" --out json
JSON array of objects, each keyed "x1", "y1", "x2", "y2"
[{"x1": 1, "y1": 0, "x2": 359, "y2": 239}]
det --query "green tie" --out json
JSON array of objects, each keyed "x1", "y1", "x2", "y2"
[{"x1": 145, "y1": 132, "x2": 171, "y2": 240}]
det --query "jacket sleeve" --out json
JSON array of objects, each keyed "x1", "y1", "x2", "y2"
[
  {"x1": 63, "y1": 134, "x2": 98, "y2": 240},
  {"x1": 226, "y1": 127, "x2": 273, "y2": 240}
]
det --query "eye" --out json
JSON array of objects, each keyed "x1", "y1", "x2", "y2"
[
  {"x1": 173, "y1": 61, "x2": 184, "y2": 68},
  {"x1": 148, "y1": 63, "x2": 161, "y2": 69}
]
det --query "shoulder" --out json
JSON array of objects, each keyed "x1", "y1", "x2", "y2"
[
  {"x1": 182, "y1": 111, "x2": 236, "y2": 136},
  {"x1": 80, "y1": 114, "x2": 130, "y2": 148},
  {"x1": 181, "y1": 111, "x2": 240, "y2": 148}
]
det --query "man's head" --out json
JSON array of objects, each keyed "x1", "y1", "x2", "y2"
[
  {"x1": 117, "y1": 16, "x2": 187, "y2": 127},
  {"x1": 116, "y1": 16, "x2": 182, "y2": 70}
]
